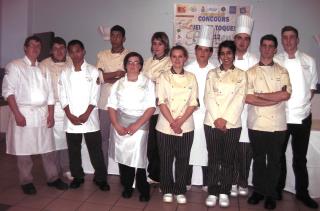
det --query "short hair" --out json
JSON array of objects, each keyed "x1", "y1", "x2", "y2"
[
  {"x1": 260, "y1": 34, "x2": 278, "y2": 48},
  {"x1": 170, "y1": 45, "x2": 188, "y2": 59},
  {"x1": 67, "y1": 39, "x2": 85, "y2": 51},
  {"x1": 281, "y1": 25, "x2": 299, "y2": 38},
  {"x1": 151, "y1": 32, "x2": 170, "y2": 56},
  {"x1": 218, "y1": 40, "x2": 236, "y2": 59},
  {"x1": 111, "y1": 25, "x2": 126, "y2": 37},
  {"x1": 51, "y1": 36, "x2": 66, "y2": 48},
  {"x1": 195, "y1": 45, "x2": 213, "y2": 53},
  {"x1": 123, "y1": 52, "x2": 144, "y2": 72},
  {"x1": 24, "y1": 35, "x2": 42, "y2": 47}
]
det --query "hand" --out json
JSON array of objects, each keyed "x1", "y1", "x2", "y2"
[
  {"x1": 126, "y1": 122, "x2": 140, "y2": 135},
  {"x1": 14, "y1": 113, "x2": 26, "y2": 127},
  {"x1": 66, "y1": 113, "x2": 82, "y2": 125},
  {"x1": 115, "y1": 70, "x2": 125, "y2": 78},
  {"x1": 214, "y1": 118, "x2": 227, "y2": 132},
  {"x1": 47, "y1": 115, "x2": 54, "y2": 128},
  {"x1": 115, "y1": 124, "x2": 128, "y2": 136},
  {"x1": 79, "y1": 112, "x2": 90, "y2": 123},
  {"x1": 170, "y1": 119, "x2": 183, "y2": 134}
]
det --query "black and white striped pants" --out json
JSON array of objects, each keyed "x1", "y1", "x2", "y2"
[
  {"x1": 157, "y1": 131, "x2": 194, "y2": 194},
  {"x1": 204, "y1": 125, "x2": 241, "y2": 195}
]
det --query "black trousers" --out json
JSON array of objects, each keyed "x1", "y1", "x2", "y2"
[
  {"x1": 205, "y1": 126, "x2": 241, "y2": 195},
  {"x1": 66, "y1": 131, "x2": 107, "y2": 182},
  {"x1": 118, "y1": 163, "x2": 150, "y2": 196},
  {"x1": 278, "y1": 114, "x2": 312, "y2": 196},
  {"x1": 147, "y1": 115, "x2": 160, "y2": 182},
  {"x1": 157, "y1": 131, "x2": 193, "y2": 194},
  {"x1": 249, "y1": 129, "x2": 286, "y2": 198}
]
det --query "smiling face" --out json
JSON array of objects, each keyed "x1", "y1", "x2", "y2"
[
  {"x1": 68, "y1": 44, "x2": 85, "y2": 65},
  {"x1": 219, "y1": 47, "x2": 234, "y2": 69},
  {"x1": 152, "y1": 38, "x2": 166, "y2": 58},
  {"x1": 281, "y1": 30, "x2": 299, "y2": 54},
  {"x1": 52, "y1": 43, "x2": 66, "y2": 62},
  {"x1": 170, "y1": 48, "x2": 187, "y2": 70}
]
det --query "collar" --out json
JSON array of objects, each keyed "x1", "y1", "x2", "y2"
[
  {"x1": 111, "y1": 47, "x2": 125, "y2": 54},
  {"x1": 153, "y1": 54, "x2": 166, "y2": 61},
  {"x1": 71, "y1": 60, "x2": 87, "y2": 71},
  {"x1": 259, "y1": 61, "x2": 274, "y2": 66},
  {"x1": 283, "y1": 50, "x2": 300, "y2": 59},
  {"x1": 51, "y1": 55, "x2": 66, "y2": 63},
  {"x1": 236, "y1": 51, "x2": 249, "y2": 60},
  {"x1": 171, "y1": 67, "x2": 184, "y2": 75},
  {"x1": 219, "y1": 64, "x2": 235, "y2": 71},
  {"x1": 23, "y1": 56, "x2": 38, "y2": 67}
]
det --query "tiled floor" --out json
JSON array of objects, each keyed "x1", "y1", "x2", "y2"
[{"x1": 0, "y1": 134, "x2": 319, "y2": 211}]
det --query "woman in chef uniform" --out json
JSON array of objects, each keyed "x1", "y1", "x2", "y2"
[
  {"x1": 203, "y1": 40, "x2": 247, "y2": 208},
  {"x1": 108, "y1": 52, "x2": 156, "y2": 202},
  {"x1": 156, "y1": 45, "x2": 198, "y2": 204},
  {"x1": 142, "y1": 32, "x2": 171, "y2": 184}
]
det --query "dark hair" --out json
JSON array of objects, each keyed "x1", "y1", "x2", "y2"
[
  {"x1": 24, "y1": 35, "x2": 42, "y2": 47},
  {"x1": 123, "y1": 52, "x2": 144, "y2": 72},
  {"x1": 151, "y1": 32, "x2": 170, "y2": 56},
  {"x1": 218, "y1": 40, "x2": 236, "y2": 60},
  {"x1": 111, "y1": 25, "x2": 126, "y2": 37},
  {"x1": 170, "y1": 45, "x2": 188, "y2": 59},
  {"x1": 67, "y1": 39, "x2": 85, "y2": 51},
  {"x1": 260, "y1": 34, "x2": 278, "y2": 48},
  {"x1": 281, "y1": 25, "x2": 299, "y2": 38},
  {"x1": 52, "y1": 36, "x2": 66, "y2": 48},
  {"x1": 195, "y1": 45, "x2": 213, "y2": 52}
]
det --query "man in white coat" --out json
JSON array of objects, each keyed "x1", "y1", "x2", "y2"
[
  {"x1": 185, "y1": 25, "x2": 216, "y2": 191},
  {"x1": 2, "y1": 35, "x2": 68, "y2": 195},
  {"x1": 40, "y1": 37, "x2": 72, "y2": 180},
  {"x1": 231, "y1": 15, "x2": 259, "y2": 197}
]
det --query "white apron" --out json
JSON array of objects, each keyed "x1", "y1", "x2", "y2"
[
  {"x1": 109, "y1": 111, "x2": 149, "y2": 168},
  {"x1": 53, "y1": 102, "x2": 67, "y2": 150}
]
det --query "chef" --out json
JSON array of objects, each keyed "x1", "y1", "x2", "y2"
[
  {"x1": 2, "y1": 35, "x2": 68, "y2": 195},
  {"x1": 185, "y1": 25, "x2": 216, "y2": 191}
]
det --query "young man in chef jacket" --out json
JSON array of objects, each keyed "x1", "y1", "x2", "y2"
[
  {"x1": 185, "y1": 25, "x2": 216, "y2": 192},
  {"x1": 2, "y1": 35, "x2": 68, "y2": 195},
  {"x1": 59, "y1": 40, "x2": 109, "y2": 191},
  {"x1": 231, "y1": 14, "x2": 259, "y2": 197}
]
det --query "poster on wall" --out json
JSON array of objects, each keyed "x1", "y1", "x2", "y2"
[{"x1": 174, "y1": 3, "x2": 252, "y2": 61}]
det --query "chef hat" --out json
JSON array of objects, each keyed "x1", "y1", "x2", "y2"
[
  {"x1": 197, "y1": 25, "x2": 214, "y2": 47},
  {"x1": 235, "y1": 15, "x2": 254, "y2": 36}
]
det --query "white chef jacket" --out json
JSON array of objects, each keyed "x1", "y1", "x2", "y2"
[
  {"x1": 107, "y1": 74, "x2": 156, "y2": 168},
  {"x1": 275, "y1": 50, "x2": 318, "y2": 124},
  {"x1": 185, "y1": 60, "x2": 215, "y2": 166},
  {"x1": 59, "y1": 60, "x2": 100, "y2": 133},
  {"x1": 2, "y1": 56, "x2": 55, "y2": 155},
  {"x1": 235, "y1": 51, "x2": 259, "y2": 143}
]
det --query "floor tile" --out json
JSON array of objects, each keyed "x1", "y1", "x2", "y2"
[
  {"x1": 43, "y1": 198, "x2": 83, "y2": 211},
  {"x1": 15, "y1": 195, "x2": 55, "y2": 209},
  {"x1": 77, "y1": 202, "x2": 112, "y2": 211}
]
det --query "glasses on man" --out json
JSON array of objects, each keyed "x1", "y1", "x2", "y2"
[{"x1": 128, "y1": 61, "x2": 140, "y2": 65}]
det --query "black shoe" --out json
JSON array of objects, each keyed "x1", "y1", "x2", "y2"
[
  {"x1": 47, "y1": 179, "x2": 68, "y2": 190},
  {"x1": 93, "y1": 179, "x2": 110, "y2": 191},
  {"x1": 21, "y1": 183, "x2": 37, "y2": 195},
  {"x1": 276, "y1": 190, "x2": 282, "y2": 201},
  {"x1": 296, "y1": 194, "x2": 319, "y2": 209},
  {"x1": 69, "y1": 178, "x2": 84, "y2": 189},
  {"x1": 139, "y1": 194, "x2": 150, "y2": 202},
  {"x1": 264, "y1": 197, "x2": 276, "y2": 210},
  {"x1": 122, "y1": 188, "x2": 133, "y2": 198},
  {"x1": 248, "y1": 192, "x2": 264, "y2": 205}
]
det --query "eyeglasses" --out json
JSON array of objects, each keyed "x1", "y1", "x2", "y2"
[{"x1": 127, "y1": 61, "x2": 140, "y2": 65}]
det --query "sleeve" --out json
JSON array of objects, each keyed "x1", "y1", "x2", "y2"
[
  {"x1": 280, "y1": 67, "x2": 292, "y2": 94},
  {"x1": 222, "y1": 71, "x2": 248, "y2": 125},
  {"x1": 144, "y1": 79, "x2": 156, "y2": 109},
  {"x1": 106, "y1": 79, "x2": 119, "y2": 110},
  {"x1": 58, "y1": 70, "x2": 68, "y2": 109},
  {"x1": 204, "y1": 71, "x2": 218, "y2": 121},
  {"x1": 2, "y1": 62, "x2": 19, "y2": 99},
  {"x1": 309, "y1": 57, "x2": 318, "y2": 90},
  {"x1": 45, "y1": 68, "x2": 55, "y2": 105},
  {"x1": 156, "y1": 73, "x2": 167, "y2": 105},
  {"x1": 246, "y1": 68, "x2": 255, "y2": 95},
  {"x1": 89, "y1": 69, "x2": 100, "y2": 106},
  {"x1": 187, "y1": 74, "x2": 199, "y2": 107},
  {"x1": 96, "y1": 52, "x2": 105, "y2": 83}
]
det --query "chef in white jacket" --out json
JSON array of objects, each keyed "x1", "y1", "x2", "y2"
[
  {"x1": 231, "y1": 15, "x2": 258, "y2": 197},
  {"x1": 2, "y1": 35, "x2": 68, "y2": 195},
  {"x1": 185, "y1": 25, "x2": 216, "y2": 191}
]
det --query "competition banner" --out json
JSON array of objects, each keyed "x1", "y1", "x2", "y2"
[{"x1": 174, "y1": 3, "x2": 252, "y2": 61}]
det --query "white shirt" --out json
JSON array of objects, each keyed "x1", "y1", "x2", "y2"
[
  {"x1": 59, "y1": 60, "x2": 100, "y2": 133},
  {"x1": 275, "y1": 50, "x2": 318, "y2": 124},
  {"x1": 107, "y1": 74, "x2": 156, "y2": 116}
]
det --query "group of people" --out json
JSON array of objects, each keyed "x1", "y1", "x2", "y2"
[{"x1": 1, "y1": 14, "x2": 318, "y2": 210}]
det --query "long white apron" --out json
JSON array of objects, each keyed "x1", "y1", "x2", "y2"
[
  {"x1": 109, "y1": 111, "x2": 149, "y2": 169},
  {"x1": 53, "y1": 102, "x2": 67, "y2": 150}
]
